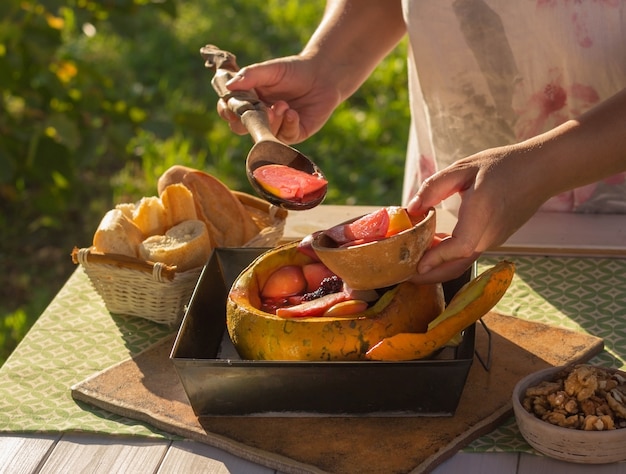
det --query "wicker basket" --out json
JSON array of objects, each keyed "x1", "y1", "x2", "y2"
[{"x1": 73, "y1": 192, "x2": 288, "y2": 326}]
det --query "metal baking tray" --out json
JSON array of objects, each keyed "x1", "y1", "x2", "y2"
[{"x1": 171, "y1": 248, "x2": 475, "y2": 416}]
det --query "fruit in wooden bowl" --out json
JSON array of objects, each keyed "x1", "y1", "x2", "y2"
[
  {"x1": 226, "y1": 241, "x2": 445, "y2": 361},
  {"x1": 310, "y1": 207, "x2": 436, "y2": 290},
  {"x1": 513, "y1": 364, "x2": 626, "y2": 464}
]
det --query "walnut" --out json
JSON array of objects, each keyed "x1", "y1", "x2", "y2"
[
  {"x1": 546, "y1": 390, "x2": 579, "y2": 414},
  {"x1": 582, "y1": 414, "x2": 615, "y2": 431},
  {"x1": 532, "y1": 397, "x2": 549, "y2": 416},
  {"x1": 546, "y1": 390, "x2": 566, "y2": 408},
  {"x1": 543, "y1": 411, "x2": 581, "y2": 428},
  {"x1": 584, "y1": 394, "x2": 612, "y2": 417},
  {"x1": 607, "y1": 391, "x2": 626, "y2": 419},
  {"x1": 563, "y1": 397, "x2": 579, "y2": 414},
  {"x1": 580, "y1": 398, "x2": 596, "y2": 416},
  {"x1": 526, "y1": 380, "x2": 561, "y2": 397},
  {"x1": 610, "y1": 388, "x2": 625, "y2": 404},
  {"x1": 602, "y1": 415, "x2": 616, "y2": 430},
  {"x1": 599, "y1": 378, "x2": 618, "y2": 392},
  {"x1": 564, "y1": 365, "x2": 598, "y2": 401},
  {"x1": 521, "y1": 365, "x2": 626, "y2": 431}
]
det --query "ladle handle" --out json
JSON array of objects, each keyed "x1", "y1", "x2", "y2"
[{"x1": 200, "y1": 44, "x2": 276, "y2": 143}]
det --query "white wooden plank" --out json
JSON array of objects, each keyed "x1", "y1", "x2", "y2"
[
  {"x1": 282, "y1": 205, "x2": 380, "y2": 241},
  {"x1": 518, "y1": 453, "x2": 626, "y2": 474},
  {"x1": 158, "y1": 440, "x2": 275, "y2": 474},
  {"x1": 38, "y1": 434, "x2": 170, "y2": 474},
  {"x1": 431, "y1": 452, "x2": 519, "y2": 474},
  {"x1": 0, "y1": 434, "x2": 59, "y2": 474}
]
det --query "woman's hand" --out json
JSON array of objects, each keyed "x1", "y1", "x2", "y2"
[
  {"x1": 407, "y1": 144, "x2": 549, "y2": 284},
  {"x1": 217, "y1": 55, "x2": 343, "y2": 145},
  {"x1": 408, "y1": 88, "x2": 626, "y2": 284},
  {"x1": 216, "y1": 1, "x2": 406, "y2": 144}
]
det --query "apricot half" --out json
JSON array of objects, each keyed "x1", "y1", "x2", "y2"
[{"x1": 226, "y1": 242, "x2": 444, "y2": 361}]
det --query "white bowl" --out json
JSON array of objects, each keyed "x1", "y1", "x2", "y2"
[{"x1": 512, "y1": 365, "x2": 626, "y2": 464}]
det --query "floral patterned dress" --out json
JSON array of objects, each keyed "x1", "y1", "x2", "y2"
[{"x1": 401, "y1": 0, "x2": 626, "y2": 213}]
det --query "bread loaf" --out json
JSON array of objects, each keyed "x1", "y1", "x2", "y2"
[
  {"x1": 138, "y1": 219, "x2": 212, "y2": 272},
  {"x1": 157, "y1": 165, "x2": 194, "y2": 195},
  {"x1": 161, "y1": 183, "x2": 198, "y2": 228},
  {"x1": 182, "y1": 170, "x2": 259, "y2": 247},
  {"x1": 132, "y1": 196, "x2": 167, "y2": 236},
  {"x1": 93, "y1": 209, "x2": 144, "y2": 257}
]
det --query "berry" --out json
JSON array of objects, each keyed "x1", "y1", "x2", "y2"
[{"x1": 301, "y1": 275, "x2": 343, "y2": 301}]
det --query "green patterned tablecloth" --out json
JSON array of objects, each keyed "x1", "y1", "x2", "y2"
[
  {"x1": 0, "y1": 267, "x2": 174, "y2": 437},
  {"x1": 0, "y1": 255, "x2": 624, "y2": 454},
  {"x1": 468, "y1": 255, "x2": 626, "y2": 452}
]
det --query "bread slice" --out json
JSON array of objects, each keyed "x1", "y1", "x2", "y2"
[
  {"x1": 93, "y1": 209, "x2": 144, "y2": 257},
  {"x1": 132, "y1": 196, "x2": 167, "y2": 236},
  {"x1": 114, "y1": 202, "x2": 136, "y2": 220},
  {"x1": 161, "y1": 183, "x2": 198, "y2": 228},
  {"x1": 138, "y1": 219, "x2": 212, "y2": 272}
]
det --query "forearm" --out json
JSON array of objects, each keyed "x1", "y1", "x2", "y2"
[
  {"x1": 301, "y1": 0, "x2": 406, "y2": 101},
  {"x1": 521, "y1": 88, "x2": 626, "y2": 201}
]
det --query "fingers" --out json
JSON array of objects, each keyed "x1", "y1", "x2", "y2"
[
  {"x1": 217, "y1": 99, "x2": 248, "y2": 135},
  {"x1": 419, "y1": 231, "x2": 478, "y2": 269},
  {"x1": 274, "y1": 107, "x2": 302, "y2": 144},
  {"x1": 215, "y1": 62, "x2": 281, "y2": 134},
  {"x1": 407, "y1": 165, "x2": 476, "y2": 217},
  {"x1": 216, "y1": 61, "x2": 306, "y2": 143},
  {"x1": 404, "y1": 161, "x2": 488, "y2": 282},
  {"x1": 409, "y1": 252, "x2": 476, "y2": 285},
  {"x1": 412, "y1": 208, "x2": 484, "y2": 284},
  {"x1": 217, "y1": 94, "x2": 302, "y2": 143},
  {"x1": 225, "y1": 64, "x2": 279, "y2": 92}
]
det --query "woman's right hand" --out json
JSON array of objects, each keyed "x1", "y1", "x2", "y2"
[{"x1": 217, "y1": 55, "x2": 343, "y2": 145}]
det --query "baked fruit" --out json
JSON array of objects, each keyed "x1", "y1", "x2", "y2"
[
  {"x1": 252, "y1": 164, "x2": 328, "y2": 203},
  {"x1": 226, "y1": 241, "x2": 445, "y2": 361}
]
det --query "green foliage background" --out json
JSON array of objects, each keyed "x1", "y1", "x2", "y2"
[{"x1": 0, "y1": 0, "x2": 409, "y2": 365}]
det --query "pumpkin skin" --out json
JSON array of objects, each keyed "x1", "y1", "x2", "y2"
[{"x1": 226, "y1": 242, "x2": 445, "y2": 361}]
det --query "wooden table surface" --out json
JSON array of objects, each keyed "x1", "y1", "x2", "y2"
[
  {"x1": 2, "y1": 433, "x2": 625, "y2": 473},
  {"x1": 2, "y1": 205, "x2": 626, "y2": 474}
]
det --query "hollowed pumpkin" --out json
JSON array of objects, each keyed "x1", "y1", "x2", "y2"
[{"x1": 226, "y1": 242, "x2": 445, "y2": 361}]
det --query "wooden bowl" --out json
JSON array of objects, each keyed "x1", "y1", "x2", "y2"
[
  {"x1": 311, "y1": 208, "x2": 436, "y2": 290},
  {"x1": 512, "y1": 365, "x2": 626, "y2": 464}
]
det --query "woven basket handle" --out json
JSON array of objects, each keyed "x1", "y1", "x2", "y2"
[{"x1": 72, "y1": 247, "x2": 178, "y2": 282}]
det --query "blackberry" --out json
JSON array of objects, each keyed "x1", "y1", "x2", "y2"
[{"x1": 301, "y1": 275, "x2": 343, "y2": 301}]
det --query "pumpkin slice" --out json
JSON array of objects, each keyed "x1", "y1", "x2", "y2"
[{"x1": 365, "y1": 260, "x2": 515, "y2": 361}]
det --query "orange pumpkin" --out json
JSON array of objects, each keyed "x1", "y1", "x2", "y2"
[{"x1": 226, "y1": 242, "x2": 445, "y2": 361}]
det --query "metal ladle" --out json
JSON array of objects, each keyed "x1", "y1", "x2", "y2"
[{"x1": 200, "y1": 45, "x2": 327, "y2": 211}]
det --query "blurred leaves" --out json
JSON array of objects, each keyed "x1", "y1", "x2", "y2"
[{"x1": 0, "y1": 0, "x2": 409, "y2": 365}]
